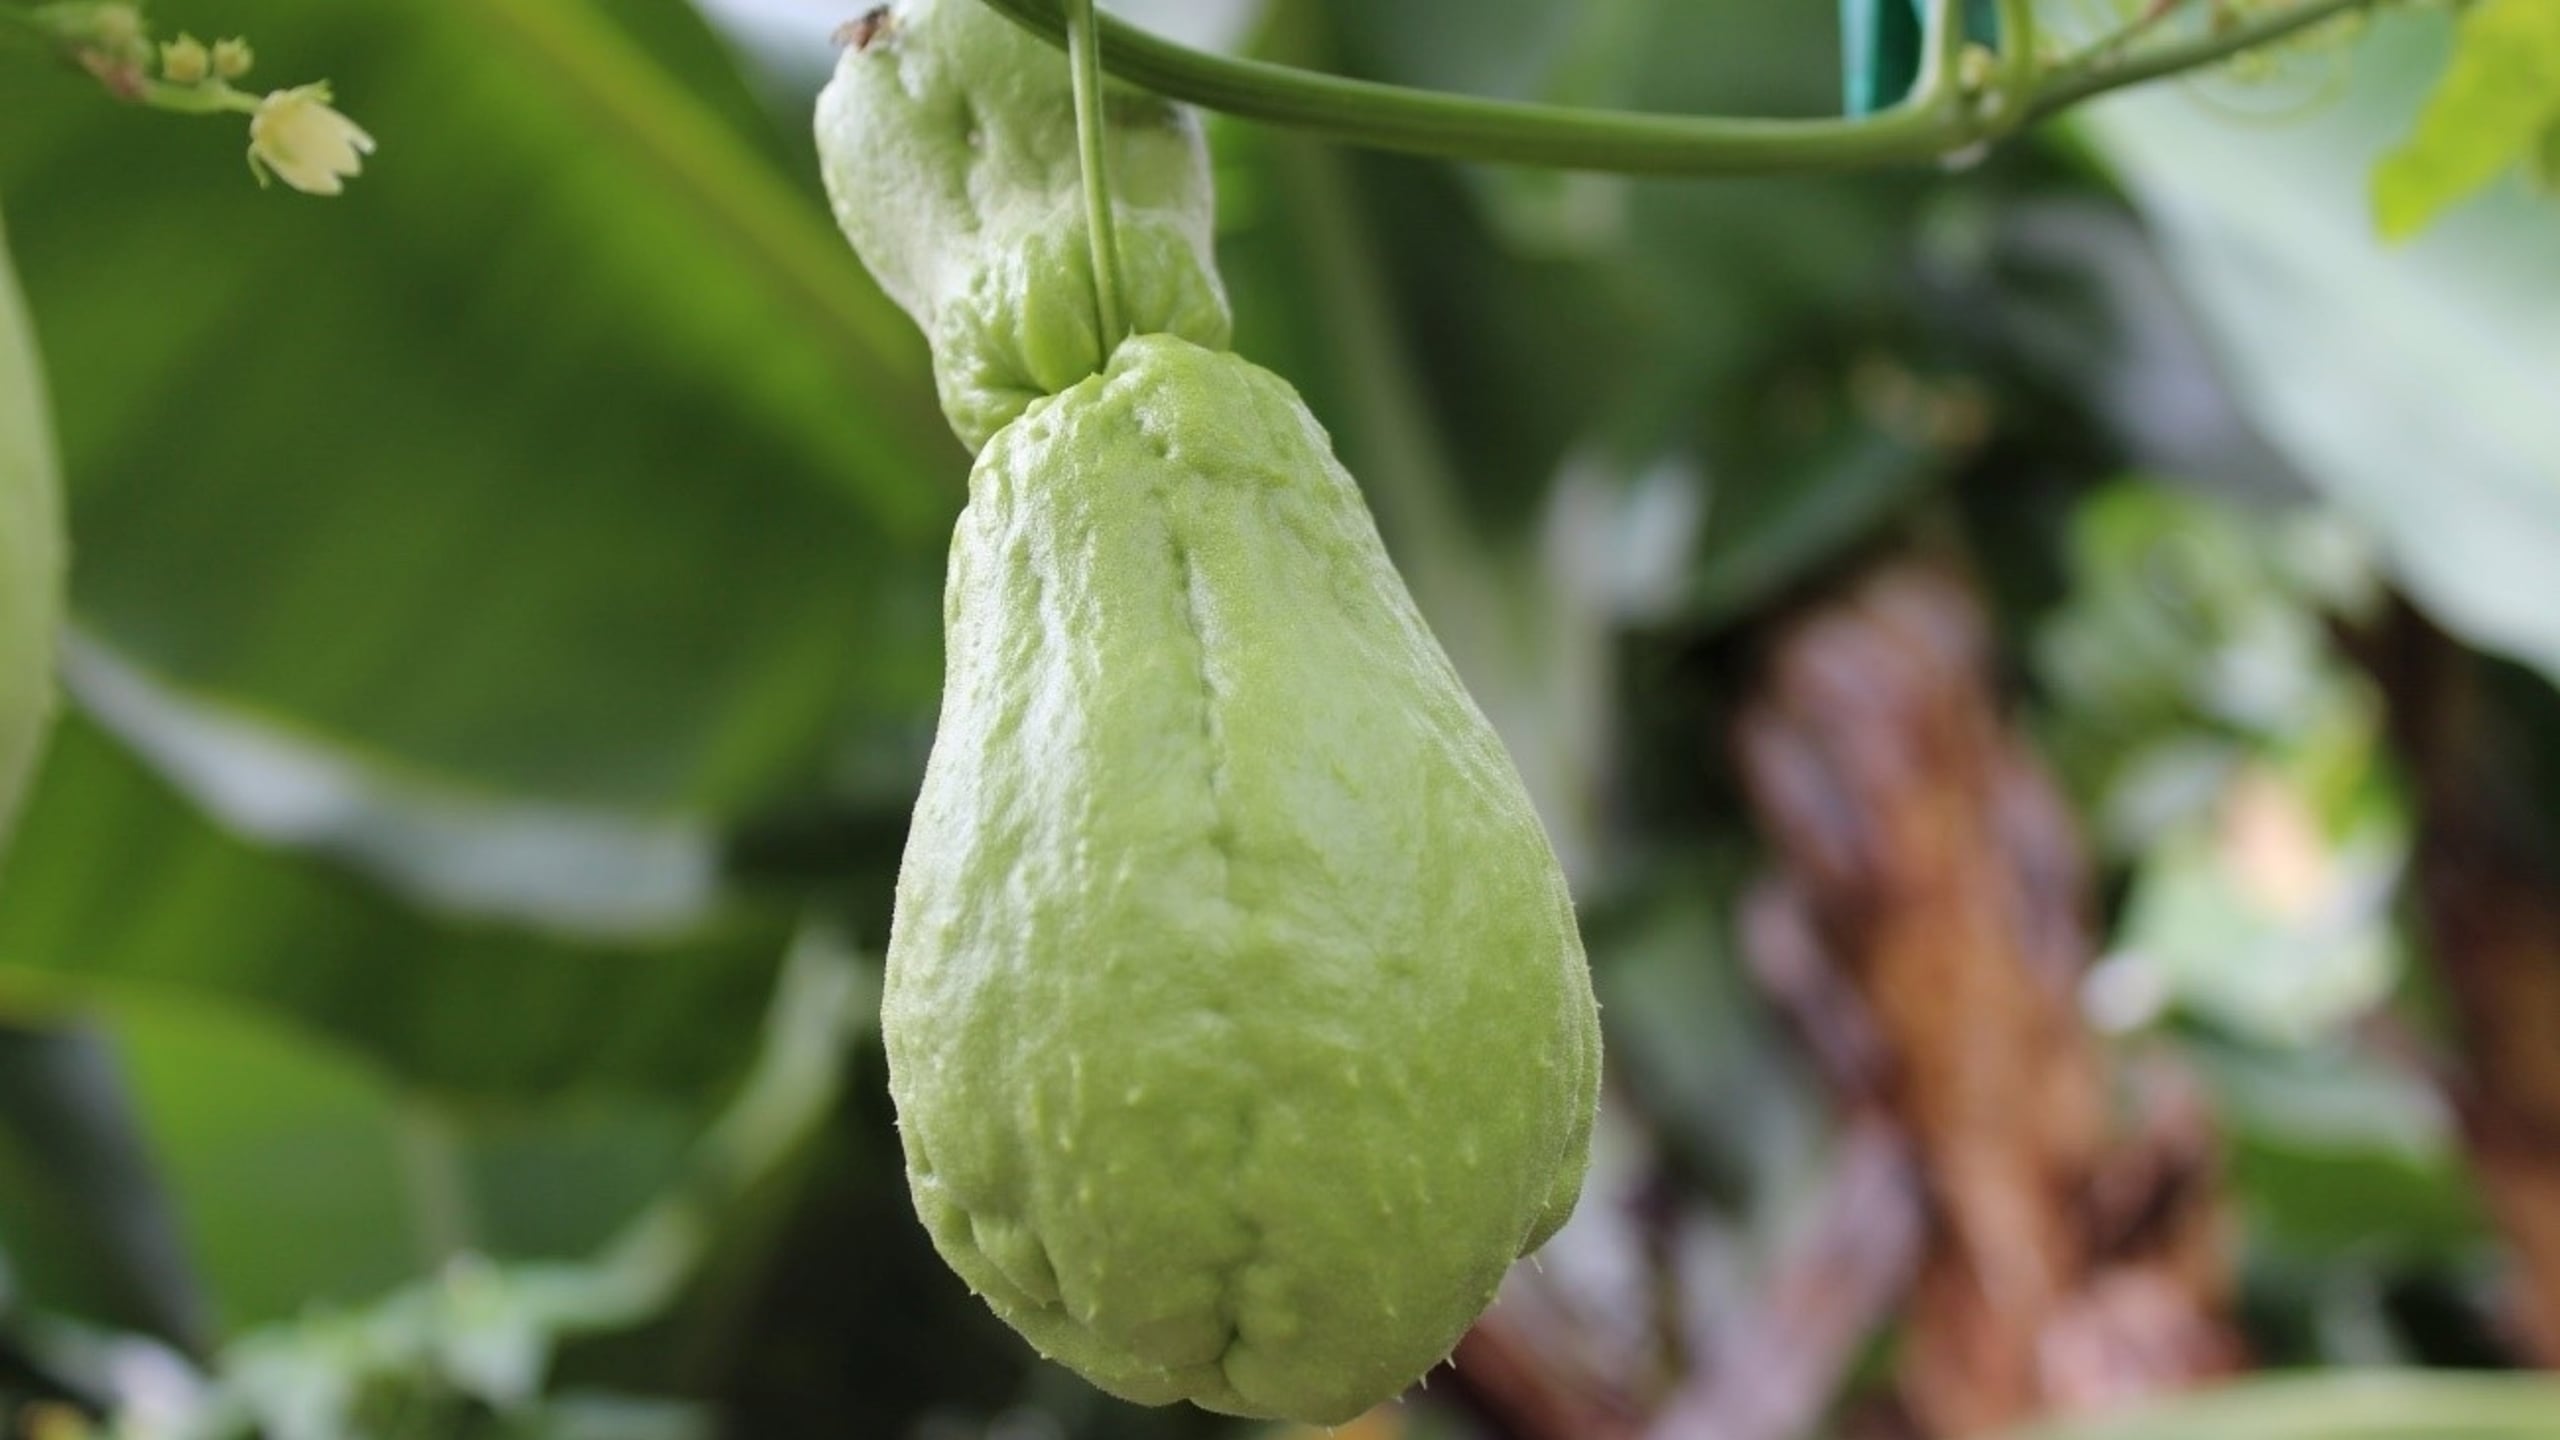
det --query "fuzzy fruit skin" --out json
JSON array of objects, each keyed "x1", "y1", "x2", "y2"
[
  {"x1": 0, "y1": 211, "x2": 64, "y2": 849},
  {"x1": 815, "y1": 0, "x2": 1230, "y2": 452},
  {"x1": 884, "y1": 335, "x2": 1601, "y2": 1425}
]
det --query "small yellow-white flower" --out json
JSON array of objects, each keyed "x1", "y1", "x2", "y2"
[
  {"x1": 246, "y1": 83, "x2": 374, "y2": 196},
  {"x1": 211, "y1": 36, "x2": 255, "y2": 81},
  {"x1": 159, "y1": 33, "x2": 211, "y2": 86}
]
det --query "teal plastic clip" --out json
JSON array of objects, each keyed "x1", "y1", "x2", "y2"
[{"x1": 1842, "y1": 0, "x2": 2002, "y2": 115}]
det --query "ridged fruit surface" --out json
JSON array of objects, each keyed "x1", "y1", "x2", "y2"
[{"x1": 883, "y1": 336, "x2": 1599, "y2": 1424}]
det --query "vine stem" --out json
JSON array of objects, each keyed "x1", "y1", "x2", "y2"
[
  {"x1": 2025, "y1": 0, "x2": 2381, "y2": 120},
  {"x1": 1063, "y1": 0, "x2": 1127, "y2": 346},
  {"x1": 977, "y1": 0, "x2": 2397, "y2": 177},
  {"x1": 1997, "y1": 0, "x2": 2040, "y2": 106},
  {"x1": 977, "y1": 0, "x2": 1973, "y2": 175}
]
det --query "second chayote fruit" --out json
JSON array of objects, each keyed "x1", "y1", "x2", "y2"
[
  {"x1": 0, "y1": 211, "x2": 64, "y2": 851},
  {"x1": 820, "y1": 2, "x2": 1601, "y2": 1424}
]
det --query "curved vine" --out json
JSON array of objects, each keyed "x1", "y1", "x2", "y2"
[{"x1": 973, "y1": 0, "x2": 2388, "y2": 177}]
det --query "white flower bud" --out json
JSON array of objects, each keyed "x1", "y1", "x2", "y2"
[{"x1": 246, "y1": 84, "x2": 376, "y2": 196}]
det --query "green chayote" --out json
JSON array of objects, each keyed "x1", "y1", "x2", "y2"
[
  {"x1": 818, "y1": 2, "x2": 1600, "y2": 1424},
  {"x1": 0, "y1": 211, "x2": 64, "y2": 849}
]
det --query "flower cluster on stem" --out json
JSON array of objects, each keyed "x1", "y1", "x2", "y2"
[{"x1": 6, "y1": 1, "x2": 374, "y2": 195}]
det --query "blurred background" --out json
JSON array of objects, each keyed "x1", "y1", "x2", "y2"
[{"x1": 4, "y1": 0, "x2": 2560, "y2": 1436}]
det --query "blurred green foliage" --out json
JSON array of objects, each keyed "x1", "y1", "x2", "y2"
[
  {"x1": 2371, "y1": 0, "x2": 2560, "y2": 240},
  {"x1": 2, "y1": 0, "x2": 2560, "y2": 1436}
]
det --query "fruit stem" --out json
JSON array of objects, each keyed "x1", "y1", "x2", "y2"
[{"x1": 1063, "y1": 0, "x2": 1127, "y2": 348}]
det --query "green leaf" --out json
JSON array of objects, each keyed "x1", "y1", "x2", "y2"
[
  {"x1": 1587, "y1": 867, "x2": 1829, "y2": 1209},
  {"x1": 2372, "y1": 0, "x2": 2560, "y2": 241},
  {"x1": 0, "y1": 0, "x2": 955, "y2": 818},
  {"x1": 0, "y1": 923, "x2": 865, "y2": 1340},
  {"x1": 2189, "y1": 1040, "x2": 2487, "y2": 1260},
  {"x1": 2071, "y1": 8, "x2": 2560, "y2": 692},
  {"x1": 0, "y1": 1023, "x2": 209, "y2": 1346},
  {"x1": 86, "y1": 989, "x2": 427, "y2": 1330},
  {"x1": 1999, "y1": 1372, "x2": 2560, "y2": 1439},
  {"x1": 65, "y1": 926, "x2": 858, "y2": 1360},
  {"x1": 2117, "y1": 816, "x2": 2404, "y2": 1047},
  {"x1": 1686, "y1": 405, "x2": 1948, "y2": 630},
  {"x1": 63, "y1": 634, "x2": 723, "y2": 939},
  {"x1": 2, "y1": 979, "x2": 698, "y2": 1335},
  {"x1": 0, "y1": 717, "x2": 788, "y2": 1102}
]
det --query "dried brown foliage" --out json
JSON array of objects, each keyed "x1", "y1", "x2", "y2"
[{"x1": 1733, "y1": 560, "x2": 2242, "y2": 1436}]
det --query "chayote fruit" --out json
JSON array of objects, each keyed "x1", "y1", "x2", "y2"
[
  {"x1": 0, "y1": 211, "x2": 64, "y2": 849},
  {"x1": 891, "y1": 335, "x2": 1599, "y2": 1424},
  {"x1": 820, "y1": 3, "x2": 1600, "y2": 1425}
]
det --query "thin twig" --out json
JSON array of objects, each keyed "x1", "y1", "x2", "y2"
[{"x1": 2027, "y1": 0, "x2": 2379, "y2": 120}]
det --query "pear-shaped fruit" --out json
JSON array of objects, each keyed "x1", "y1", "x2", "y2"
[
  {"x1": 0, "y1": 212, "x2": 64, "y2": 849},
  {"x1": 820, "y1": 3, "x2": 1602, "y2": 1422},
  {"x1": 884, "y1": 335, "x2": 1599, "y2": 1425}
]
